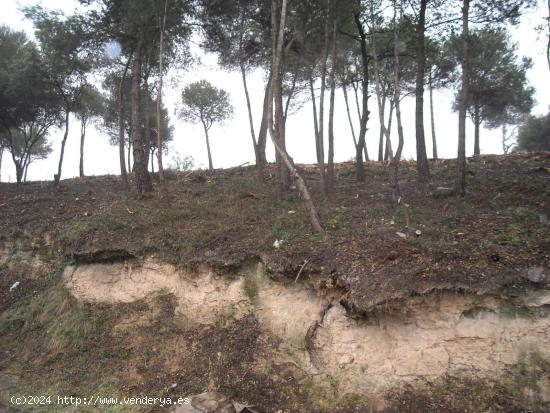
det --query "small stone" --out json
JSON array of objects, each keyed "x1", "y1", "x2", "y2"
[
  {"x1": 390, "y1": 220, "x2": 395, "y2": 225},
  {"x1": 288, "y1": 210, "x2": 296, "y2": 214},
  {"x1": 527, "y1": 267, "x2": 546, "y2": 283},
  {"x1": 273, "y1": 240, "x2": 284, "y2": 249},
  {"x1": 396, "y1": 232, "x2": 407, "y2": 239},
  {"x1": 10, "y1": 281, "x2": 20, "y2": 292}
]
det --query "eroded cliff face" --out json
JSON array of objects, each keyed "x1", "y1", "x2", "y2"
[{"x1": 62, "y1": 259, "x2": 550, "y2": 408}]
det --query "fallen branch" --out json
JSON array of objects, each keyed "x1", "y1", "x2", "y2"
[{"x1": 294, "y1": 259, "x2": 310, "y2": 283}]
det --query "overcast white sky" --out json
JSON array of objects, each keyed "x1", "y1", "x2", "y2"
[{"x1": 1, "y1": 0, "x2": 548, "y2": 183}]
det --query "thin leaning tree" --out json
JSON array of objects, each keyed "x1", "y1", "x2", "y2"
[
  {"x1": 268, "y1": 0, "x2": 323, "y2": 233},
  {"x1": 179, "y1": 80, "x2": 233, "y2": 171}
]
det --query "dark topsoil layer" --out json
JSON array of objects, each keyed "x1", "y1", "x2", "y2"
[{"x1": 1, "y1": 152, "x2": 549, "y2": 315}]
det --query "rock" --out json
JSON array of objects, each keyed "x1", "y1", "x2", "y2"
[
  {"x1": 396, "y1": 232, "x2": 407, "y2": 239},
  {"x1": 526, "y1": 267, "x2": 546, "y2": 283},
  {"x1": 273, "y1": 239, "x2": 285, "y2": 249},
  {"x1": 9, "y1": 281, "x2": 20, "y2": 292}
]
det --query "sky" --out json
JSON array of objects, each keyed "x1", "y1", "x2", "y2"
[{"x1": 0, "y1": 0, "x2": 549, "y2": 183}]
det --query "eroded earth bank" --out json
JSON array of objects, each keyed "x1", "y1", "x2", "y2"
[{"x1": 1, "y1": 155, "x2": 549, "y2": 412}]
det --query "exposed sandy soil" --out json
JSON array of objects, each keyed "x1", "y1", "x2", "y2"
[{"x1": 61, "y1": 259, "x2": 550, "y2": 407}]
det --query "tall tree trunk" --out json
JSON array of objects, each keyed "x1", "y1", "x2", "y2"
[
  {"x1": 370, "y1": 9, "x2": 392, "y2": 166},
  {"x1": 317, "y1": 0, "x2": 330, "y2": 195},
  {"x1": 342, "y1": 84, "x2": 358, "y2": 149},
  {"x1": 327, "y1": 18, "x2": 337, "y2": 190},
  {"x1": 15, "y1": 160, "x2": 23, "y2": 184},
  {"x1": 257, "y1": 73, "x2": 272, "y2": 165},
  {"x1": 141, "y1": 72, "x2": 150, "y2": 173},
  {"x1": 156, "y1": 0, "x2": 168, "y2": 188},
  {"x1": 391, "y1": 0, "x2": 405, "y2": 198},
  {"x1": 55, "y1": 110, "x2": 70, "y2": 185},
  {"x1": 131, "y1": 38, "x2": 152, "y2": 194},
  {"x1": 353, "y1": 11, "x2": 370, "y2": 182},
  {"x1": 310, "y1": 77, "x2": 322, "y2": 164},
  {"x1": 275, "y1": 68, "x2": 290, "y2": 193},
  {"x1": 202, "y1": 120, "x2": 213, "y2": 171},
  {"x1": 456, "y1": 0, "x2": 470, "y2": 197},
  {"x1": 269, "y1": 0, "x2": 323, "y2": 233},
  {"x1": 350, "y1": 78, "x2": 368, "y2": 161},
  {"x1": 240, "y1": 62, "x2": 263, "y2": 181},
  {"x1": 384, "y1": 101, "x2": 394, "y2": 161},
  {"x1": 144, "y1": 90, "x2": 151, "y2": 169},
  {"x1": 429, "y1": 72, "x2": 438, "y2": 159},
  {"x1": 415, "y1": 0, "x2": 430, "y2": 185},
  {"x1": 24, "y1": 159, "x2": 30, "y2": 182},
  {"x1": 378, "y1": 94, "x2": 386, "y2": 161},
  {"x1": 118, "y1": 53, "x2": 132, "y2": 190},
  {"x1": 127, "y1": 143, "x2": 132, "y2": 173},
  {"x1": 79, "y1": 117, "x2": 86, "y2": 177},
  {"x1": 473, "y1": 103, "x2": 481, "y2": 155}
]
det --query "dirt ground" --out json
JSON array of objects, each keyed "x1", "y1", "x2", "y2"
[
  {"x1": 1, "y1": 152, "x2": 549, "y2": 311},
  {"x1": 0, "y1": 153, "x2": 549, "y2": 412}
]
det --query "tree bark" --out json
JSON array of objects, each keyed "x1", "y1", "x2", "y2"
[
  {"x1": 327, "y1": 18, "x2": 337, "y2": 190},
  {"x1": 456, "y1": 0, "x2": 470, "y2": 197},
  {"x1": 310, "y1": 77, "x2": 322, "y2": 164},
  {"x1": 415, "y1": 0, "x2": 431, "y2": 185},
  {"x1": 54, "y1": 110, "x2": 70, "y2": 185},
  {"x1": 127, "y1": 142, "x2": 132, "y2": 173},
  {"x1": 156, "y1": 0, "x2": 168, "y2": 188},
  {"x1": 257, "y1": 73, "x2": 271, "y2": 165},
  {"x1": 79, "y1": 117, "x2": 86, "y2": 177},
  {"x1": 202, "y1": 120, "x2": 213, "y2": 171},
  {"x1": 15, "y1": 160, "x2": 23, "y2": 184},
  {"x1": 378, "y1": 94, "x2": 386, "y2": 161},
  {"x1": 317, "y1": 0, "x2": 330, "y2": 195},
  {"x1": 131, "y1": 38, "x2": 152, "y2": 194},
  {"x1": 370, "y1": 9, "x2": 392, "y2": 166},
  {"x1": 342, "y1": 84, "x2": 358, "y2": 149},
  {"x1": 269, "y1": 0, "x2": 323, "y2": 233},
  {"x1": 353, "y1": 11, "x2": 370, "y2": 182},
  {"x1": 240, "y1": 63, "x2": 263, "y2": 181},
  {"x1": 384, "y1": 101, "x2": 394, "y2": 161},
  {"x1": 429, "y1": 72, "x2": 438, "y2": 159},
  {"x1": 118, "y1": 53, "x2": 132, "y2": 190},
  {"x1": 473, "y1": 103, "x2": 481, "y2": 155},
  {"x1": 391, "y1": 0, "x2": 405, "y2": 198}
]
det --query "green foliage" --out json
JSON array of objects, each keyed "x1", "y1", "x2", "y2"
[
  {"x1": 179, "y1": 80, "x2": 233, "y2": 129},
  {"x1": 74, "y1": 83, "x2": 105, "y2": 126},
  {"x1": 445, "y1": 28, "x2": 534, "y2": 130},
  {"x1": 101, "y1": 74, "x2": 173, "y2": 152},
  {"x1": 516, "y1": 113, "x2": 550, "y2": 152}
]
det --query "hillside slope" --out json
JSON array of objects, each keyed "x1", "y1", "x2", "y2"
[{"x1": 0, "y1": 153, "x2": 549, "y2": 412}]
